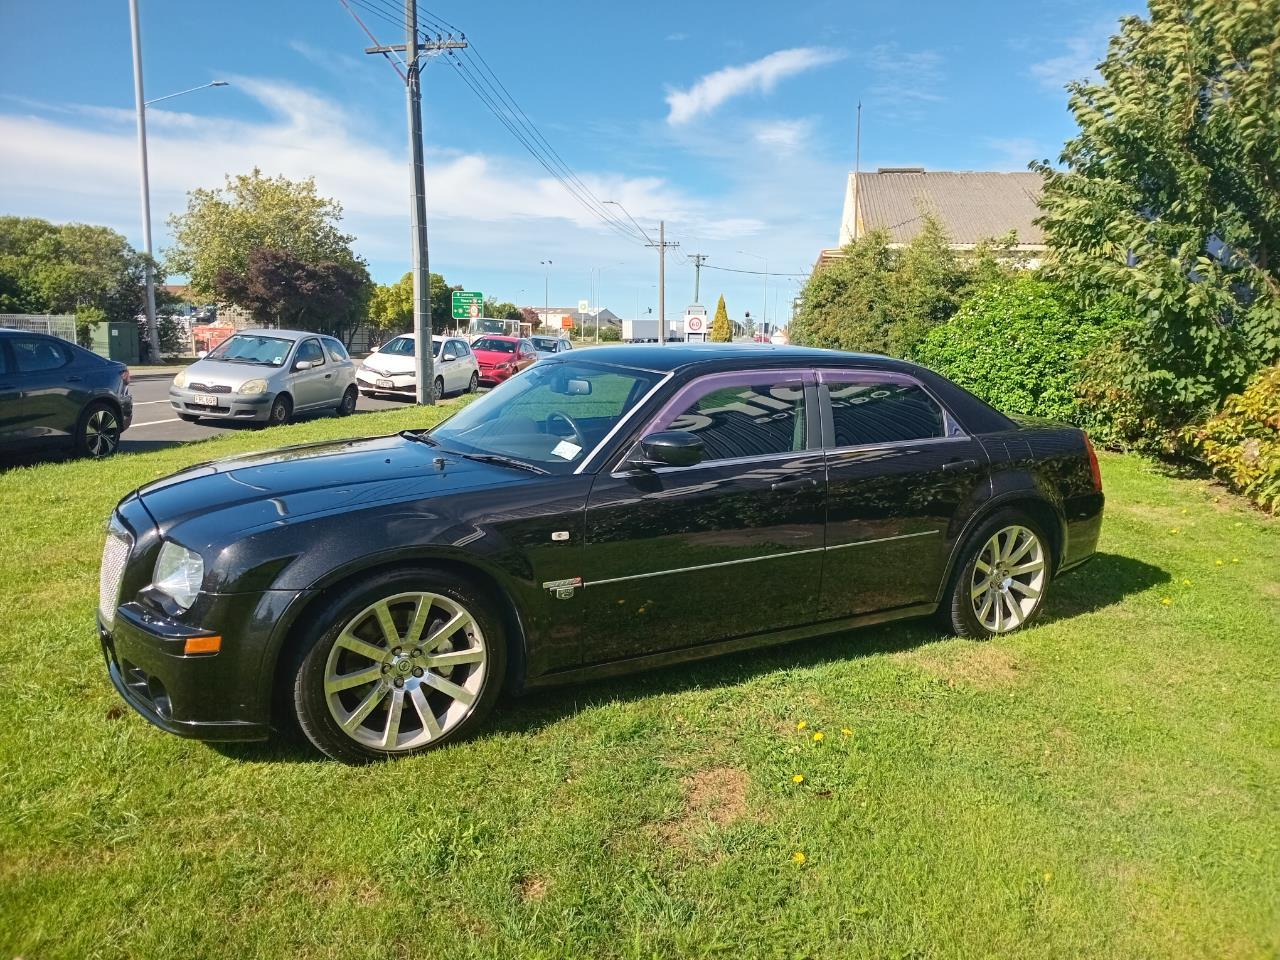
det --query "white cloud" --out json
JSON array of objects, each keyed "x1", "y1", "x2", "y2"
[
  {"x1": 750, "y1": 118, "x2": 814, "y2": 154},
  {"x1": 865, "y1": 44, "x2": 946, "y2": 117},
  {"x1": 1030, "y1": 21, "x2": 1117, "y2": 90},
  {"x1": 665, "y1": 47, "x2": 844, "y2": 125}
]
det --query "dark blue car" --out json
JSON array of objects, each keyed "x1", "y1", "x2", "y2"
[{"x1": 0, "y1": 329, "x2": 133, "y2": 458}]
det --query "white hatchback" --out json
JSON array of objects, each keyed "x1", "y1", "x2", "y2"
[{"x1": 357, "y1": 334, "x2": 481, "y2": 400}]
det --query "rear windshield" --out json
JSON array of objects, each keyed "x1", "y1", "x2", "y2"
[{"x1": 472, "y1": 338, "x2": 515, "y2": 354}]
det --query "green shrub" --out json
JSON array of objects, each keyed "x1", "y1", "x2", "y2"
[
  {"x1": 600, "y1": 325, "x2": 620, "y2": 342},
  {"x1": 1184, "y1": 364, "x2": 1280, "y2": 514},
  {"x1": 913, "y1": 276, "x2": 1119, "y2": 422}
]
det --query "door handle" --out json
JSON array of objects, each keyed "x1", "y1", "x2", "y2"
[
  {"x1": 771, "y1": 477, "x2": 817, "y2": 492},
  {"x1": 942, "y1": 459, "x2": 977, "y2": 472},
  {"x1": 324, "y1": 373, "x2": 332, "y2": 379}
]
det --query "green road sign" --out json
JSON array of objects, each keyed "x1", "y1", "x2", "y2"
[{"x1": 452, "y1": 290, "x2": 484, "y2": 320}]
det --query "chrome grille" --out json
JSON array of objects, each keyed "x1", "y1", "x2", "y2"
[
  {"x1": 187, "y1": 382, "x2": 232, "y2": 394},
  {"x1": 98, "y1": 521, "x2": 133, "y2": 629}
]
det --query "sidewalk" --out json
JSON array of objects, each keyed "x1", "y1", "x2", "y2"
[{"x1": 129, "y1": 365, "x2": 185, "y2": 379}]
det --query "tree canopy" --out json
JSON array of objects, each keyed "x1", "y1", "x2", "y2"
[
  {"x1": 213, "y1": 248, "x2": 371, "y2": 343},
  {"x1": 1034, "y1": 0, "x2": 1280, "y2": 429},
  {"x1": 0, "y1": 216, "x2": 148, "y2": 324},
  {"x1": 367, "y1": 271, "x2": 460, "y2": 335},
  {"x1": 166, "y1": 169, "x2": 361, "y2": 298}
]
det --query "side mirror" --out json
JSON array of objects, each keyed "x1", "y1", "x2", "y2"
[
  {"x1": 633, "y1": 430, "x2": 704, "y2": 469},
  {"x1": 443, "y1": 354, "x2": 456, "y2": 362},
  {"x1": 197, "y1": 350, "x2": 208, "y2": 359},
  {"x1": 294, "y1": 359, "x2": 314, "y2": 371}
]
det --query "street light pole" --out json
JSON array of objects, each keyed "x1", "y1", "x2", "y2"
[
  {"x1": 540, "y1": 260, "x2": 552, "y2": 331},
  {"x1": 128, "y1": 0, "x2": 161, "y2": 363}
]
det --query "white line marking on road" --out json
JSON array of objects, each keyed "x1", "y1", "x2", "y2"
[
  {"x1": 132, "y1": 399, "x2": 172, "y2": 405},
  {"x1": 129, "y1": 418, "x2": 183, "y2": 427}
]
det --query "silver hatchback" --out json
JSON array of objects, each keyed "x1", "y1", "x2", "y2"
[{"x1": 170, "y1": 330, "x2": 358, "y2": 425}]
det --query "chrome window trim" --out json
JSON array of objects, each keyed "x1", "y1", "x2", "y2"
[
  {"x1": 582, "y1": 529, "x2": 937, "y2": 588},
  {"x1": 816, "y1": 367, "x2": 967, "y2": 449},
  {"x1": 614, "y1": 447, "x2": 821, "y2": 478},
  {"x1": 573, "y1": 370, "x2": 676, "y2": 475},
  {"x1": 823, "y1": 434, "x2": 974, "y2": 457}
]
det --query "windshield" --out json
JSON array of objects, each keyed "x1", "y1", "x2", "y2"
[
  {"x1": 468, "y1": 318, "x2": 511, "y2": 336},
  {"x1": 206, "y1": 334, "x2": 293, "y2": 366},
  {"x1": 472, "y1": 337, "x2": 515, "y2": 354},
  {"x1": 378, "y1": 337, "x2": 441, "y2": 357},
  {"x1": 531, "y1": 337, "x2": 560, "y2": 351},
  {"x1": 431, "y1": 360, "x2": 661, "y2": 473}
]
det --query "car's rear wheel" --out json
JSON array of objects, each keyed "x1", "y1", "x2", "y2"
[
  {"x1": 291, "y1": 568, "x2": 506, "y2": 763},
  {"x1": 267, "y1": 393, "x2": 292, "y2": 426},
  {"x1": 75, "y1": 401, "x2": 121, "y2": 458},
  {"x1": 468, "y1": 371, "x2": 479, "y2": 394},
  {"x1": 942, "y1": 510, "x2": 1050, "y2": 638},
  {"x1": 336, "y1": 385, "x2": 357, "y2": 416},
  {"x1": 433, "y1": 376, "x2": 445, "y2": 402}
]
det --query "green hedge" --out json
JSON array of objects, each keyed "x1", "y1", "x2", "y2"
[
  {"x1": 913, "y1": 276, "x2": 1120, "y2": 423},
  {"x1": 1185, "y1": 364, "x2": 1280, "y2": 514}
]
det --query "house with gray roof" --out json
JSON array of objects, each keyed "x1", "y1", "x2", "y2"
[{"x1": 815, "y1": 167, "x2": 1047, "y2": 270}]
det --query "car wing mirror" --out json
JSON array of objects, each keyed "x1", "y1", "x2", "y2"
[
  {"x1": 631, "y1": 430, "x2": 705, "y2": 469},
  {"x1": 294, "y1": 359, "x2": 314, "y2": 371},
  {"x1": 197, "y1": 350, "x2": 208, "y2": 359}
]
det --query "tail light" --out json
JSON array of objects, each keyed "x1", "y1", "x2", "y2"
[{"x1": 1084, "y1": 433, "x2": 1102, "y2": 492}]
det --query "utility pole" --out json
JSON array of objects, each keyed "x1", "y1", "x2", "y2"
[
  {"x1": 853, "y1": 100, "x2": 862, "y2": 242},
  {"x1": 648, "y1": 221, "x2": 678, "y2": 344},
  {"x1": 358, "y1": 3, "x2": 466, "y2": 405},
  {"x1": 128, "y1": 0, "x2": 161, "y2": 363},
  {"x1": 540, "y1": 260, "x2": 552, "y2": 331},
  {"x1": 688, "y1": 253, "x2": 708, "y2": 303}
]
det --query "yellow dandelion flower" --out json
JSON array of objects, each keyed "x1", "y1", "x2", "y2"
[
  {"x1": 1215, "y1": 559, "x2": 1225, "y2": 566},
  {"x1": 795, "y1": 720, "x2": 807, "y2": 731},
  {"x1": 1180, "y1": 508, "x2": 1188, "y2": 515},
  {"x1": 792, "y1": 774, "x2": 805, "y2": 784},
  {"x1": 841, "y1": 728, "x2": 853, "y2": 737},
  {"x1": 813, "y1": 731, "x2": 825, "y2": 742},
  {"x1": 1043, "y1": 871, "x2": 1053, "y2": 883},
  {"x1": 1161, "y1": 597, "x2": 1172, "y2": 606},
  {"x1": 1182, "y1": 579, "x2": 1192, "y2": 586},
  {"x1": 1231, "y1": 557, "x2": 1239, "y2": 563},
  {"x1": 1170, "y1": 527, "x2": 1180, "y2": 534},
  {"x1": 791, "y1": 851, "x2": 806, "y2": 865}
]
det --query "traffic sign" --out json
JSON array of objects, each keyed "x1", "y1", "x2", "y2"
[
  {"x1": 578, "y1": 299, "x2": 590, "y2": 314},
  {"x1": 452, "y1": 290, "x2": 483, "y2": 320}
]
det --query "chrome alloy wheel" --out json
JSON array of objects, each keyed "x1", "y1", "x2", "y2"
[
  {"x1": 84, "y1": 408, "x2": 120, "y2": 457},
  {"x1": 323, "y1": 591, "x2": 488, "y2": 751},
  {"x1": 970, "y1": 524, "x2": 1046, "y2": 633}
]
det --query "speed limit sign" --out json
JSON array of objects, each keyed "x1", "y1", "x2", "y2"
[
  {"x1": 469, "y1": 303, "x2": 480, "y2": 319},
  {"x1": 688, "y1": 316, "x2": 704, "y2": 332}
]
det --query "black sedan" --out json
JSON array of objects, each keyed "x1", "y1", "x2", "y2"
[
  {"x1": 98, "y1": 345, "x2": 1103, "y2": 762},
  {"x1": 0, "y1": 329, "x2": 133, "y2": 458}
]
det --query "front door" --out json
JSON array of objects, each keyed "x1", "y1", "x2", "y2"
[
  {"x1": 818, "y1": 369, "x2": 989, "y2": 618},
  {"x1": 290, "y1": 338, "x2": 332, "y2": 409},
  {"x1": 581, "y1": 369, "x2": 825, "y2": 665},
  {"x1": 11, "y1": 336, "x2": 80, "y2": 440}
]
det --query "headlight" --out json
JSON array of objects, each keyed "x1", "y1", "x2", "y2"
[
  {"x1": 239, "y1": 378, "x2": 268, "y2": 395},
  {"x1": 152, "y1": 541, "x2": 204, "y2": 612},
  {"x1": 173, "y1": 371, "x2": 188, "y2": 389}
]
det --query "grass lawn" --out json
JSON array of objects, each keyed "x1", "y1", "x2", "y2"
[{"x1": 1, "y1": 407, "x2": 1277, "y2": 959}]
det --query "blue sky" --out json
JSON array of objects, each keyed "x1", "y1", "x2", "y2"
[{"x1": 0, "y1": 0, "x2": 1134, "y2": 327}]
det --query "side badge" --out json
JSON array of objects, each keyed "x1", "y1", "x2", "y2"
[
  {"x1": 542, "y1": 576, "x2": 582, "y2": 599},
  {"x1": 551, "y1": 531, "x2": 570, "y2": 542}
]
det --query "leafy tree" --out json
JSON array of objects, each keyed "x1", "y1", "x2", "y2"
[
  {"x1": 214, "y1": 247, "x2": 372, "y2": 345},
  {"x1": 166, "y1": 169, "x2": 360, "y2": 298},
  {"x1": 484, "y1": 299, "x2": 523, "y2": 322},
  {"x1": 0, "y1": 216, "x2": 148, "y2": 323},
  {"x1": 368, "y1": 271, "x2": 460, "y2": 335},
  {"x1": 710, "y1": 295, "x2": 732, "y2": 342},
  {"x1": 1034, "y1": 0, "x2": 1280, "y2": 434},
  {"x1": 790, "y1": 218, "x2": 974, "y2": 357},
  {"x1": 520, "y1": 306, "x2": 541, "y2": 331},
  {"x1": 913, "y1": 276, "x2": 1123, "y2": 422}
]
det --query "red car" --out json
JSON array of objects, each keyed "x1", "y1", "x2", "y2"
[{"x1": 471, "y1": 335, "x2": 538, "y2": 385}]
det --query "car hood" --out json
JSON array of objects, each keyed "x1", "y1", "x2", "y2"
[
  {"x1": 133, "y1": 433, "x2": 533, "y2": 548},
  {"x1": 361, "y1": 352, "x2": 419, "y2": 376},
  {"x1": 473, "y1": 349, "x2": 515, "y2": 365},
  {"x1": 180, "y1": 357, "x2": 284, "y2": 387}
]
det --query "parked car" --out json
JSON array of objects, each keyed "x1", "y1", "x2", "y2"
[
  {"x1": 169, "y1": 330, "x2": 357, "y2": 425},
  {"x1": 530, "y1": 335, "x2": 573, "y2": 358},
  {"x1": 357, "y1": 334, "x2": 480, "y2": 400},
  {"x1": 471, "y1": 335, "x2": 539, "y2": 385},
  {"x1": 0, "y1": 329, "x2": 133, "y2": 459},
  {"x1": 98, "y1": 344, "x2": 1104, "y2": 762}
]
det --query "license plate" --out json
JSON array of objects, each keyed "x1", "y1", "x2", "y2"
[
  {"x1": 193, "y1": 393, "x2": 220, "y2": 406},
  {"x1": 377, "y1": 379, "x2": 395, "y2": 389}
]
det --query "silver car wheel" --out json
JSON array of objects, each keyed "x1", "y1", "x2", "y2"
[
  {"x1": 323, "y1": 591, "x2": 488, "y2": 752},
  {"x1": 970, "y1": 524, "x2": 1046, "y2": 633},
  {"x1": 84, "y1": 408, "x2": 120, "y2": 457}
]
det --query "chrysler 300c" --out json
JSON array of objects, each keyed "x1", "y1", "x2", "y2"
[{"x1": 98, "y1": 345, "x2": 1103, "y2": 763}]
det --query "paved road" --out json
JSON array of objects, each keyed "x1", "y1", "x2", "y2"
[{"x1": 120, "y1": 372, "x2": 426, "y2": 452}]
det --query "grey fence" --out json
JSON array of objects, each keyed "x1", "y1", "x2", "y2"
[{"x1": 0, "y1": 314, "x2": 77, "y2": 342}]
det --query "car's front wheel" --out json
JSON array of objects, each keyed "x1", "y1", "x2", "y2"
[
  {"x1": 290, "y1": 568, "x2": 506, "y2": 763},
  {"x1": 267, "y1": 393, "x2": 293, "y2": 426},
  {"x1": 75, "y1": 401, "x2": 122, "y2": 458},
  {"x1": 942, "y1": 510, "x2": 1051, "y2": 638}
]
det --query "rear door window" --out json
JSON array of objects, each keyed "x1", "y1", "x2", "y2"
[
  {"x1": 12, "y1": 337, "x2": 70, "y2": 373},
  {"x1": 823, "y1": 375, "x2": 949, "y2": 447}
]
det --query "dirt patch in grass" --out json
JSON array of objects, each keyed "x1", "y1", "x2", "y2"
[
  {"x1": 517, "y1": 874, "x2": 549, "y2": 902},
  {"x1": 652, "y1": 766, "x2": 750, "y2": 849},
  {"x1": 907, "y1": 643, "x2": 1025, "y2": 689}
]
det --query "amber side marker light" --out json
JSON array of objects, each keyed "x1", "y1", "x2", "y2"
[{"x1": 184, "y1": 635, "x2": 222, "y2": 656}]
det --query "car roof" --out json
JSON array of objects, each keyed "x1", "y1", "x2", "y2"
[
  {"x1": 473, "y1": 334, "x2": 520, "y2": 342},
  {"x1": 558, "y1": 342, "x2": 891, "y2": 374},
  {"x1": 235, "y1": 328, "x2": 318, "y2": 342}
]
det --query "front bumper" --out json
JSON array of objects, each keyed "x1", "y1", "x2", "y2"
[
  {"x1": 169, "y1": 385, "x2": 273, "y2": 421},
  {"x1": 99, "y1": 602, "x2": 271, "y2": 741},
  {"x1": 356, "y1": 367, "x2": 415, "y2": 393},
  {"x1": 478, "y1": 366, "x2": 515, "y2": 385}
]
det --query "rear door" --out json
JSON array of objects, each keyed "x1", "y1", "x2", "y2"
[
  {"x1": 818, "y1": 368, "x2": 989, "y2": 618},
  {"x1": 581, "y1": 369, "x2": 825, "y2": 664}
]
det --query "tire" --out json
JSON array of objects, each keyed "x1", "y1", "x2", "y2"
[
  {"x1": 336, "y1": 385, "x2": 358, "y2": 416},
  {"x1": 74, "y1": 401, "x2": 122, "y2": 458},
  {"x1": 178, "y1": 413, "x2": 201, "y2": 423},
  {"x1": 433, "y1": 376, "x2": 445, "y2": 402},
  {"x1": 267, "y1": 393, "x2": 293, "y2": 426},
  {"x1": 467, "y1": 371, "x2": 479, "y2": 394},
  {"x1": 290, "y1": 567, "x2": 507, "y2": 763},
  {"x1": 940, "y1": 509, "x2": 1052, "y2": 638}
]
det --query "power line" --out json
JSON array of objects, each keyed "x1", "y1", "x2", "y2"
[{"x1": 701, "y1": 263, "x2": 809, "y2": 278}]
